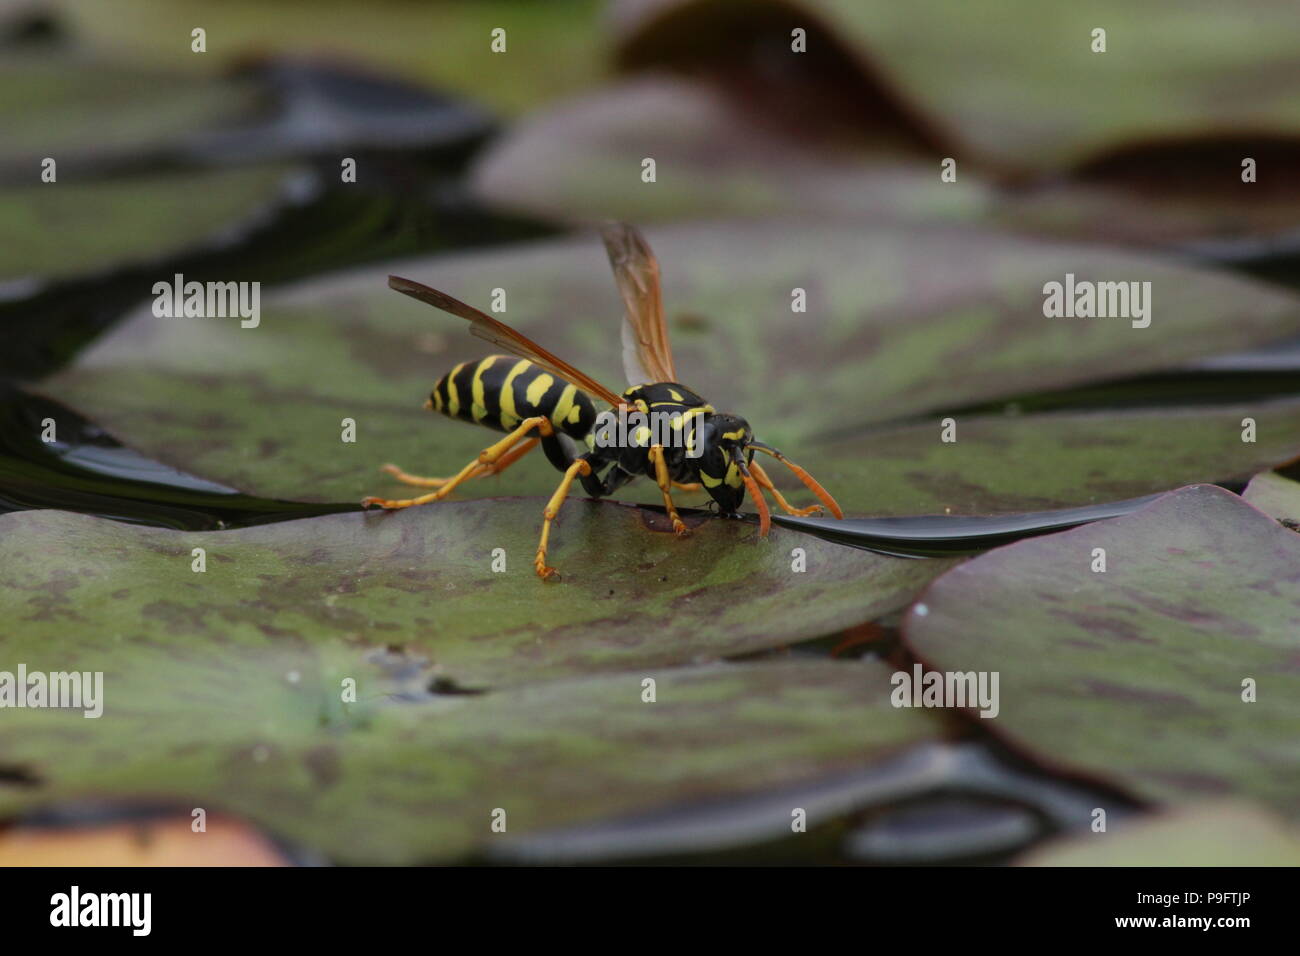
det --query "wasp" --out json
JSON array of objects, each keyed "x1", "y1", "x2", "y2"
[{"x1": 362, "y1": 224, "x2": 843, "y2": 579}]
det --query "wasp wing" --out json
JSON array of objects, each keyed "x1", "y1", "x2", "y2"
[
  {"x1": 387, "y1": 275, "x2": 625, "y2": 408},
  {"x1": 600, "y1": 223, "x2": 677, "y2": 386}
]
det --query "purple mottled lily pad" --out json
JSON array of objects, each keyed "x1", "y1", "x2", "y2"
[{"x1": 904, "y1": 484, "x2": 1300, "y2": 819}]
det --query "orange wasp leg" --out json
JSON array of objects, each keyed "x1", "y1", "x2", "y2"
[
  {"x1": 535, "y1": 457, "x2": 593, "y2": 580},
  {"x1": 649, "y1": 445, "x2": 690, "y2": 536},
  {"x1": 749, "y1": 460, "x2": 824, "y2": 517},
  {"x1": 750, "y1": 444, "x2": 843, "y2": 519},
  {"x1": 733, "y1": 458, "x2": 772, "y2": 537},
  {"x1": 363, "y1": 418, "x2": 553, "y2": 510},
  {"x1": 379, "y1": 438, "x2": 540, "y2": 488}
]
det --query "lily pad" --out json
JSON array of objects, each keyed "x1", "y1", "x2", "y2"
[
  {"x1": 904, "y1": 484, "x2": 1300, "y2": 819},
  {"x1": 471, "y1": 76, "x2": 992, "y2": 226},
  {"x1": 0, "y1": 54, "x2": 264, "y2": 177},
  {"x1": 0, "y1": 165, "x2": 301, "y2": 284},
  {"x1": 0, "y1": 649, "x2": 942, "y2": 864},
  {"x1": 471, "y1": 74, "x2": 1300, "y2": 249},
  {"x1": 50, "y1": 0, "x2": 607, "y2": 117},
  {"x1": 612, "y1": 0, "x2": 1300, "y2": 171},
  {"x1": 1020, "y1": 802, "x2": 1300, "y2": 866},
  {"x1": 0, "y1": 505, "x2": 955, "y2": 688},
  {"x1": 1241, "y1": 470, "x2": 1300, "y2": 526},
  {"x1": 813, "y1": 399, "x2": 1300, "y2": 516},
  {"x1": 34, "y1": 221, "x2": 1300, "y2": 513}
]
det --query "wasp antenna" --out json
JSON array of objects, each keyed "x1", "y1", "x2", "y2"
[{"x1": 749, "y1": 443, "x2": 844, "y2": 520}]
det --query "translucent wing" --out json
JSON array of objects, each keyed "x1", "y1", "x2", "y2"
[
  {"x1": 387, "y1": 275, "x2": 625, "y2": 408},
  {"x1": 600, "y1": 222, "x2": 677, "y2": 386}
]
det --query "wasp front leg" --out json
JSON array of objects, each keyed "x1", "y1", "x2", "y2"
[
  {"x1": 749, "y1": 461, "x2": 823, "y2": 517},
  {"x1": 648, "y1": 445, "x2": 690, "y2": 536}
]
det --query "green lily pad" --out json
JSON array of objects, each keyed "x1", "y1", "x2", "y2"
[
  {"x1": 34, "y1": 221, "x2": 1300, "y2": 513},
  {"x1": 0, "y1": 505, "x2": 954, "y2": 688},
  {"x1": 0, "y1": 644, "x2": 942, "y2": 864},
  {"x1": 0, "y1": 54, "x2": 263, "y2": 176},
  {"x1": 612, "y1": 0, "x2": 1300, "y2": 171},
  {"x1": 904, "y1": 484, "x2": 1300, "y2": 819},
  {"x1": 0, "y1": 165, "x2": 299, "y2": 284},
  {"x1": 50, "y1": 0, "x2": 607, "y2": 117},
  {"x1": 1242, "y1": 470, "x2": 1300, "y2": 526},
  {"x1": 1020, "y1": 802, "x2": 1300, "y2": 866},
  {"x1": 814, "y1": 399, "x2": 1300, "y2": 516}
]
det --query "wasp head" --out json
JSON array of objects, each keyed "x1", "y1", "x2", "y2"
[{"x1": 696, "y1": 413, "x2": 755, "y2": 513}]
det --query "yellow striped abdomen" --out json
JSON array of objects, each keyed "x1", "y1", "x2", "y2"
[{"x1": 429, "y1": 355, "x2": 597, "y2": 439}]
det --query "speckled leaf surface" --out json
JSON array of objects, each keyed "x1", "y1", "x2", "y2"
[
  {"x1": 471, "y1": 74, "x2": 1300, "y2": 247},
  {"x1": 1242, "y1": 471, "x2": 1300, "y2": 527},
  {"x1": 0, "y1": 504, "x2": 954, "y2": 688},
  {"x1": 904, "y1": 485, "x2": 1300, "y2": 818},
  {"x1": 0, "y1": 647, "x2": 942, "y2": 865},
  {"x1": 813, "y1": 400, "x2": 1300, "y2": 516},
  {"x1": 1020, "y1": 803, "x2": 1300, "y2": 867},
  {"x1": 612, "y1": 0, "x2": 1300, "y2": 170},
  {"x1": 35, "y1": 222, "x2": 1300, "y2": 512},
  {"x1": 0, "y1": 165, "x2": 300, "y2": 284}
]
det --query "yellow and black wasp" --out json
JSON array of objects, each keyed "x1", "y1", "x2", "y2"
[{"x1": 362, "y1": 223, "x2": 843, "y2": 579}]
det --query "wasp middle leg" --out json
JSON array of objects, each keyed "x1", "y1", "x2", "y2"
[{"x1": 534, "y1": 456, "x2": 594, "y2": 580}]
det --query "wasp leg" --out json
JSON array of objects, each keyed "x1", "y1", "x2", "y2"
[
  {"x1": 749, "y1": 461, "x2": 823, "y2": 517},
  {"x1": 750, "y1": 443, "x2": 844, "y2": 519},
  {"x1": 671, "y1": 481, "x2": 702, "y2": 492},
  {"x1": 363, "y1": 418, "x2": 553, "y2": 509},
  {"x1": 379, "y1": 438, "x2": 540, "y2": 487},
  {"x1": 535, "y1": 457, "x2": 593, "y2": 580},
  {"x1": 648, "y1": 445, "x2": 690, "y2": 536},
  {"x1": 734, "y1": 458, "x2": 772, "y2": 536}
]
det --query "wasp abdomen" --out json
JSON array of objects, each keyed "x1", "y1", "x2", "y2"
[{"x1": 430, "y1": 355, "x2": 596, "y2": 439}]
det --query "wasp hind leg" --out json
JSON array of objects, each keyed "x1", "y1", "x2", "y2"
[
  {"x1": 362, "y1": 418, "x2": 552, "y2": 510},
  {"x1": 378, "y1": 438, "x2": 539, "y2": 488},
  {"x1": 534, "y1": 456, "x2": 593, "y2": 580},
  {"x1": 649, "y1": 445, "x2": 690, "y2": 536}
]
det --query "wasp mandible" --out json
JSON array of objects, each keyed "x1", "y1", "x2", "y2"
[{"x1": 362, "y1": 224, "x2": 844, "y2": 579}]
